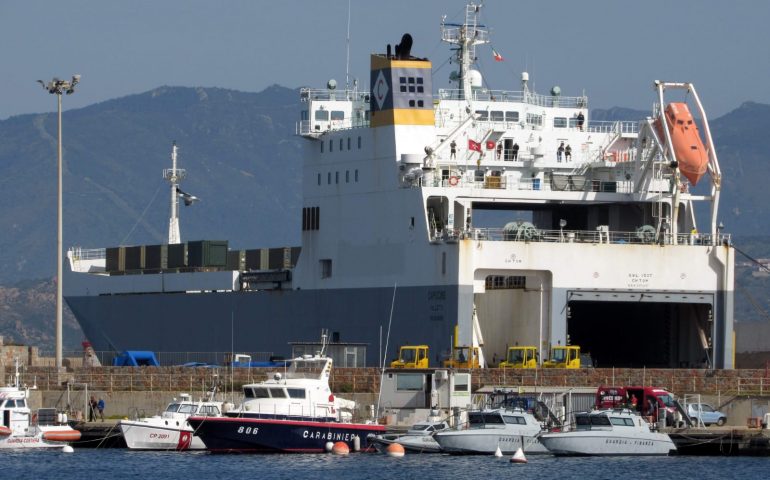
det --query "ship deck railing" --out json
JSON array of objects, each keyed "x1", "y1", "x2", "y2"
[
  {"x1": 422, "y1": 175, "x2": 636, "y2": 194},
  {"x1": 433, "y1": 227, "x2": 730, "y2": 247},
  {"x1": 437, "y1": 88, "x2": 588, "y2": 109}
]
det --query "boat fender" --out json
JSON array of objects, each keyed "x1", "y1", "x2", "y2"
[{"x1": 449, "y1": 176, "x2": 459, "y2": 186}]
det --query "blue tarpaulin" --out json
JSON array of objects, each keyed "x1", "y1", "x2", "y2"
[{"x1": 112, "y1": 351, "x2": 160, "y2": 366}]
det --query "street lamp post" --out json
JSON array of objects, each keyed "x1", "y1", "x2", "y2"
[{"x1": 38, "y1": 75, "x2": 80, "y2": 369}]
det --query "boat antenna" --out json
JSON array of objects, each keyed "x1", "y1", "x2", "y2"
[
  {"x1": 376, "y1": 283, "x2": 397, "y2": 419},
  {"x1": 345, "y1": 0, "x2": 351, "y2": 92}
]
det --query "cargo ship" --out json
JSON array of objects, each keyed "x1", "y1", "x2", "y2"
[{"x1": 64, "y1": 3, "x2": 735, "y2": 368}]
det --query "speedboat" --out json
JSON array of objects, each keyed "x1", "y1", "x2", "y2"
[
  {"x1": 433, "y1": 408, "x2": 547, "y2": 455},
  {"x1": 538, "y1": 409, "x2": 676, "y2": 456},
  {"x1": 188, "y1": 333, "x2": 385, "y2": 453},
  {"x1": 369, "y1": 419, "x2": 450, "y2": 453},
  {"x1": 1, "y1": 361, "x2": 81, "y2": 450},
  {"x1": 119, "y1": 392, "x2": 225, "y2": 450}
]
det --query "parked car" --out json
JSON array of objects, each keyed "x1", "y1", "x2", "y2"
[{"x1": 687, "y1": 403, "x2": 727, "y2": 426}]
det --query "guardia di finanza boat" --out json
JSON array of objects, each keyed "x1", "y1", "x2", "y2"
[{"x1": 65, "y1": 3, "x2": 734, "y2": 369}]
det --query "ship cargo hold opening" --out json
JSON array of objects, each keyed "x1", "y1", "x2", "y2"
[{"x1": 567, "y1": 297, "x2": 715, "y2": 368}]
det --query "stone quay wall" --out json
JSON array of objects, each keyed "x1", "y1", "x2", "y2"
[{"x1": 8, "y1": 366, "x2": 770, "y2": 397}]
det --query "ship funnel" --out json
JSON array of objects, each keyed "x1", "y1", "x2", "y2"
[{"x1": 395, "y1": 33, "x2": 413, "y2": 59}]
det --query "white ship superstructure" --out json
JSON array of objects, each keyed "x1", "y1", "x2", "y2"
[{"x1": 65, "y1": 3, "x2": 734, "y2": 369}]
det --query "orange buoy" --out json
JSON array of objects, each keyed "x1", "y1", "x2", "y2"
[
  {"x1": 331, "y1": 441, "x2": 350, "y2": 455},
  {"x1": 510, "y1": 447, "x2": 527, "y2": 464},
  {"x1": 385, "y1": 442, "x2": 405, "y2": 458},
  {"x1": 42, "y1": 429, "x2": 82, "y2": 442},
  {"x1": 0, "y1": 426, "x2": 12, "y2": 436}
]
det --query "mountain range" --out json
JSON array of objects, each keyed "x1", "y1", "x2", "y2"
[{"x1": 0, "y1": 86, "x2": 768, "y2": 351}]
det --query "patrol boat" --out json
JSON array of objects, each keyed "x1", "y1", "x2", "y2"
[
  {"x1": 187, "y1": 333, "x2": 385, "y2": 452},
  {"x1": 65, "y1": 3, "x2": 734, "y2": 370},
  {"x1": 538, "y1": 409, "x2": 676, "y2": 456}
]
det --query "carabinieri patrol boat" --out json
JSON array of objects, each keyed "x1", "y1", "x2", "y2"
[{"x1": 64, "y1": 3, "x2": 734, "y2": 369}]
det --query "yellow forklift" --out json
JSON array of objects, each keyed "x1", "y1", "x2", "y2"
[
  {"x1": 390, "y1": 345, "x2": 430, "y2": 368},
  {"x1": 499, "y1": 346, "x2": 539, "y2": 368}
]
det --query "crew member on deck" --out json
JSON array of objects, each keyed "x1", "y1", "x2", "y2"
[{"x1": 557, "y1": 142, "x2": 565, "y2": 162}]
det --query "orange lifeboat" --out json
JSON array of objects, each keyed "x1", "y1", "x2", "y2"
[
  {"x1": 654, "y1": 102, "x2": 708, "y2": 185},
  {"x1": 42, "y1": 429, "x2": 82, "y2": 442},
  {"x1": 0, "y1": 425, "x2": 12, "y2": 436}
]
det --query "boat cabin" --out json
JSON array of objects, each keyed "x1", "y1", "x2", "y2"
[{"x1": 574, "y1": 410, "x2": 649, "y2": 431}]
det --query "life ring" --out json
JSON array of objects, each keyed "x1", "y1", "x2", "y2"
[{"x1": 449, "y1": 176, "x2": 459, "y2": 186}]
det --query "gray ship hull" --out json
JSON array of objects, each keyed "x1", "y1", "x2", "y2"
[{"x1": 66, "y1": 285, "x2": 458, "y2": 366}]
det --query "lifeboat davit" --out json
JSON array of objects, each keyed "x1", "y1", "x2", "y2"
[
  {"x1": 654, "y1": 102, "x2": 708, "y2": 185},
  {"x1": 0, "y1": 425, "x2": 12, "y2": 436},
  {"x1": 42, "y1": 429, "x2": 82, "y2": 442}
]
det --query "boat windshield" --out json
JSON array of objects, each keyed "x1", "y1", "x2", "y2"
[
  {"x1": 165, "y1": 403, "x2": 181, "y2": 413},
  {"x1": 575, "y1": 414, "x2": 612, "y2": 428},
  {"x1": 178, "y1": 404, "x2": 197, "y2": 414},
  {"x1": 469, "y1": 412, "x2": 505, "y2": 427}
]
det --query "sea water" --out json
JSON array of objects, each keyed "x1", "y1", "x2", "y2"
[{"x1": 6, "y1": 450, "x2": 769, "y2": 479}]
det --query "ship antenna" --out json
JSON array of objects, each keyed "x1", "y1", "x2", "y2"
[
  {"x1": 164, "y1": 142, "x2": 186, "y2": 244},
  {"x1": 345, "y1": 0, "x2": 351, "y2": 92},
  {"x1": 441, "y1": 2, "x2": 489, "y2": 103}
]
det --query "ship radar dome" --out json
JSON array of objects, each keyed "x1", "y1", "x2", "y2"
[
  {"x1": 551, "y1": 85, "x2": 561, "y2": 96},
  {"x1": 468, "y1": 69, "x2": 483, "y2": 89},
  {"x1": 327, "y1": 79, "x2": 337, "y2": 90},
  {"x1": 521, "y1": 72, "x2": 529, "y2": 82}
]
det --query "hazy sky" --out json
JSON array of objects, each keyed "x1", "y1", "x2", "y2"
[{"x1": 2, "y1": 0, "x2": 768, "y2": 120}]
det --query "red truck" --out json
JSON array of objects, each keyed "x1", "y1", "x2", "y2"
[{"x1": 595, "y1": 385, "x2": 678, "y2": 426}]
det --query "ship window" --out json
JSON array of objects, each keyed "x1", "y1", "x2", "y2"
[
  {"x1": 321, "y1": 259, "x2": 332, "y2": 278},
  {"x1": 610, "y1": 417, "x2": 629, "y2": 426},
  {"x1": 475, "y1": 110, "x2": 489, "y2": 121},
  {"x1": 357, "y1": 136, "x2": 362, "y2": 149},
  {"x1": 346, "y1": 170, "x2": 350, "y2": 183},
  {"x1": 576, "y1": 415, "x2": 590, "y2": 426},
  {"x1": 253, "y1": 387, "x2": 270, "y2": 398},
  {"x1": 327, "y1": 172, "x2": 331, "y2": 184},
  {"x1": 317, "y1": 173, "x2": 321, "y2": 186},
  {"x1": 320, "y1": 142, "x2": 324, "y2": 153},
  {"x1": 526, "y1": 113, "x2": 543, "y2": 126},
  {"x1": 590, "y1": 415, "x2": 611, "y2": 426},
  {"x1": 329, "y1": 140, "x2": 333, "y2": 152},
  {"x1": 417, "y1": 100, "x2": 424, "y2": 107},
  {"x1": 269, "y1": 388, "x2": 287, "y2": 398},
  {"x1": 417, "y1": 77, "x2": 424, "y2": 93},
  {"x1": 408, "y1": 77, "x2": 416, "y2": 93},
  {"x1": 569, "y1": 117, "x2": 579, "y2": 128},
  {"x1": 482, "y1": 414, "x2": 504, "y2": 424},
  {"x1": 396, "y1": 373, "x2": 424, "y2": 391},
  {"x1": 301, "y1": 110, "x2": 308, "y2": 121},
  {"x1": 17, "y1": 399, "x2": 26, "y2": 407},
  {"x1": 243, "y1": 388, "x2": 255, "y2": 398},
  {"x1": 505, "y1": 111, "x2": 519, "y2": 122},
  {"x1": 315, "y1": 110, "x2": 329, "y2": 121},
  {"x1": 335, "y1": 171, "x2": 339, "y2": 184},
  {"x1": 409, "y1": 100, "x2": 415, "y2": 107},
  {"x1": 287, "y1": 388, "x2": 306, "y2": 399},
  {"x1": 347, "y1": 137, "x2": 351, "y2": 150},
  {"x1": 331, "y1": 111, "x2": 345, "y2": 121},
  {"x1": 5, "y1": 399, "x2": 16, "y2": 407},
  {"x1": 490, "y1": 111, "x2": 504, "y2": 122},
  {"x1": 503, "y1": 416, "x2": 527, "y2": 425},
  {"x1": 165, "y1": 403, "x2": 181, "y2": 412},
  {"x1": 178, "y1": 404, "x2": 196, "y2": 414},
  {"x1": 553, "y1": 117, "x2": 568, "y2": 128},
  {"x1": 400, "y1": 77, "x2": 407, "y2": 92},
  {"x1": 355, "y1": 169, "x2": 359, "y2": 182}
]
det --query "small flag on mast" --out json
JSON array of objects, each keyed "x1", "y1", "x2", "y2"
[
  {"x1": 468, "y1": 140, "x2": 482, "y2": 152},
  {"x1": 492, "y1": 49, "x2": 503, "y2": 62}
]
